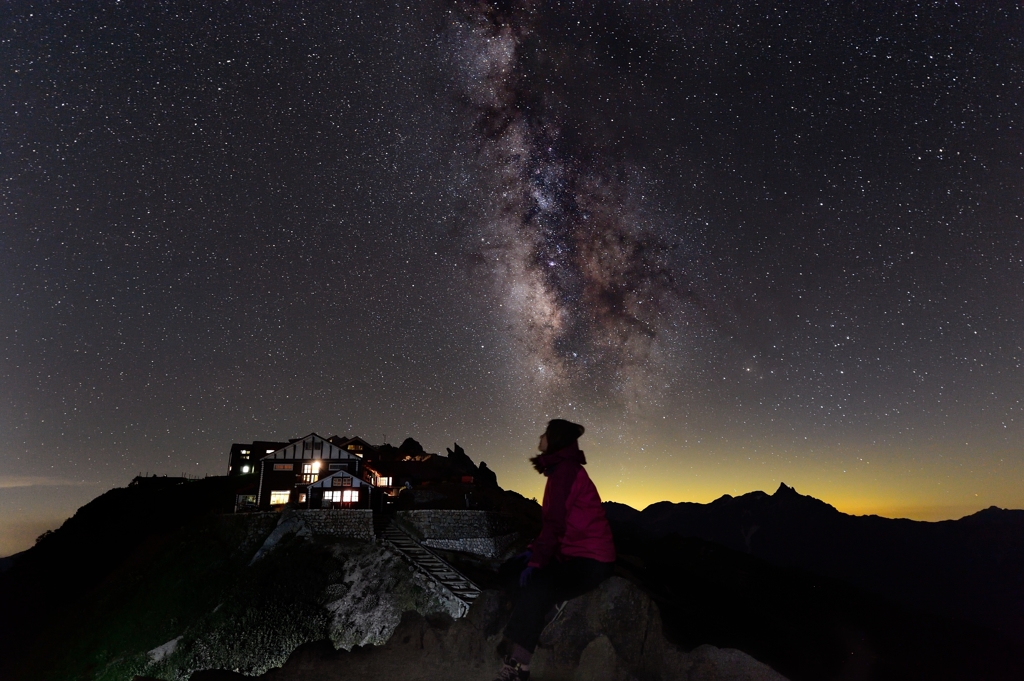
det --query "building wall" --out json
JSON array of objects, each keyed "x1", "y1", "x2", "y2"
[
  {"x1": 256, "y1": 434, "x2": 364, "y2": 507},
  {"x1": 228, "y1": 440, "x2": 290, "y2": 476},
  {"x1": 257, "y1": 464, "x2": 307, "y2": 509}
]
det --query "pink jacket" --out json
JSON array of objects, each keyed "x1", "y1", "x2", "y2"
[{"x1": 528, "y1": 443, "x2": 617, "y2": 568}]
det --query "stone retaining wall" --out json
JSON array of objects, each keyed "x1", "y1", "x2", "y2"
[
  {"x1": 422, "y1": 534, "x2": 519, "y2": 559},
  {"x1": 295, "y1": 509, "x2": 374, "y2": 540},
  {"x1": 243, "y1": 509, "x2": 374, "y2": 541},
  {"x1": 396, "y1": 510, "x2": 518, "y2": 558},
  {"x1": 396, "y1": 510, "x2": 515, "y2": 539}
]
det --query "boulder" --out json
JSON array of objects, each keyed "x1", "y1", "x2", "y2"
[
  {"x1": 530, "y1": 577, "x2": 787, "y2": 681},
  {"x1": 250, "y1": 577, "x2": 787, "y2": 681},
  {"x1": 687, "y1": 645, "x2": 791, "y2": 681}
]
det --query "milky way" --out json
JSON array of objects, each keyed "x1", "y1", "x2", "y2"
[
  {"x1": 447, "y1": 2, "x2": 703, "y2": 404},
  {"x1": 2, "y1": 0, "x2": 1023, "y2": 555}
]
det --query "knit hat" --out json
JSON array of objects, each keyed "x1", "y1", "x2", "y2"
[{"x1": 544, "y1": 419, "x2": 585, "y2": 453}]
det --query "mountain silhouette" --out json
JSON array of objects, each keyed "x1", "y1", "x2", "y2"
[{"x1": 605, "y1": 483, "x2": 1024, "y2": 645}]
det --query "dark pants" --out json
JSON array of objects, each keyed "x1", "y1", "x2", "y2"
[{"x1": 504, "y1": 557, "x2": 615, "y2": 653}]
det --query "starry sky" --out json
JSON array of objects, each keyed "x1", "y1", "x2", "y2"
[{"x1": 2, "y1": 0, "x2": 1022, "y2": 556}]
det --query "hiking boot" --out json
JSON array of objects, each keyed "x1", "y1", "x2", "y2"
[{"x1": 493, "y1": 655, "x2": 530, "y2": 681}]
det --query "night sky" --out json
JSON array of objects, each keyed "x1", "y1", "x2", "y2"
[{"x1": 2, "y1": 0, "x2": 1022, "y2": 556}]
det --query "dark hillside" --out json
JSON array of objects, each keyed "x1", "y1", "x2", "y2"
[
  {"x1": 605, "y1": 483, "x2": 1024, "y2": 645},
  {"x1": 613, "y1": 531, "x2": 1024, "y2": 681},
  {"x1": 0, "y1": 475, "x2": 254, "y2": 680}
]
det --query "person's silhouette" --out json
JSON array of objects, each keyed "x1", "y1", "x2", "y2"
[{"x1": 493, "y1": 419, "x2": 616, "y2": 681}]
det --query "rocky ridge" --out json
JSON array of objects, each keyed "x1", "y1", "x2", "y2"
[{"x1": 217, "y1": 576, "x2": 786, "y2": 681}]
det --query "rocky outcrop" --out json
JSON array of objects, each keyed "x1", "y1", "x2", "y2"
[
  {"x1": 530, "y1": 577, "x2": 787, "y2": 681},
  {"x1": 239, "y1": 577, "x2": 787, "y2": 681},
  {"x1": 134, "y1": 515, "x2": 466, "y2": 681},
  {"x1": 446, "y1": 443, "x2": 478, "y2": 475}
]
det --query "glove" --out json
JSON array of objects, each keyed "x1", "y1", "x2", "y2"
[{"x1": 519, "y1": 565, "x2": 536, "y2": 587}]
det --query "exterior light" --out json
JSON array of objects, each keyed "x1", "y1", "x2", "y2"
[
  {"x1": 241, "y1": 465, "x2": 250, "y2": 473},
  {"x1": 312, "y1": 461, "x2": 320, "y2": 472}
]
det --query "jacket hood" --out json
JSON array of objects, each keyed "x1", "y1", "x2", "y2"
[{"x1": 531, "y1": 441, "x2": 586, "y2": 476}]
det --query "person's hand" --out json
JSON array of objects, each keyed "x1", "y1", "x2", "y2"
[{"x1": 519, "y1": 565, "x2": 536, "y2": 587}]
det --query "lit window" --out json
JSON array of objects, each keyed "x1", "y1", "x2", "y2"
[
  {"x1": 342, "y1": 489, "x2": 358, "y2": 503},
  {"x1": 325, "y1": 490, "x2": 341, "y2": 502},
  {"x1": 298, "y1": 493, "x2": 307, "y2": 503},
  {"x1": 241, "y1": 465, "x2": 250, "y2": 473},
  {"x1": 300, "y1": 463, "x2": 317, "y2": 484},
  {"x1": 378, "y1": 476, "x2": 392, "y2": 486},
  {"x1": 266, "y1": 449, "x2": 274, "y2": 454},
  {"x1": 270, "y1": 491, "x2": 290, "y2": 505},
  {"x1": 241, "y1": 449, "x2": 249, "y2": 455},
  {"x1": 273, "y1": 463, "x2": 293, "y2": 471}
]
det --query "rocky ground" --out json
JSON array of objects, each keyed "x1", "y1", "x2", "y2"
[
  {"x1": 174, "y1": 577, "x2": 786, "y2": 681},
  {"x1": 115, "y1": 512, "x2": 468, "y2": 681},
  {"x1": 5, "y1": 508, "x2": 469, "y2": 681}
]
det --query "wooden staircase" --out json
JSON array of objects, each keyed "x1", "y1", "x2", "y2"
[{"x1": 376, "y1": 514, "x2": 481, "y2": 607}]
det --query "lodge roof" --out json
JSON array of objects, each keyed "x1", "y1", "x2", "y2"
[{"x1": 262, "y1": 433, "x2": 361, "y2": 461}]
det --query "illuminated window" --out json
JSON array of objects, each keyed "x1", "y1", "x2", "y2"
[
  {"x1": 273, "y1": 463, "x2": 293, "y2": 471},
  {"x1": 342, "y1": 476, "x2": 352, "y2": 487},
  {"x1": 377, "y1": 476, "x2": 392, "y2": 486},
  {"x1": 241, "y1": 449, "x2": 249, "y2": 455},
  {"x1": 270, "y1": 491, "x2": 290, "y2": 505},
  {"x1": 298, "y1": 493, "x2": 307, "y2": 503},
  {"x1": 324, "y1": 490, "x2": 341, "y2": 502},
  {"x1": 266, "y1": 449, "x2": 274, "y2": 454},
  {"x1": 347, "y1": 444, "x2": 363, "y2": 451},
  {"x1": 300, "y1": 462, "x2": 319, "y2": 484},
  {"x1": 342, "y1": 489, "x2": 358, "y2": 503}
]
